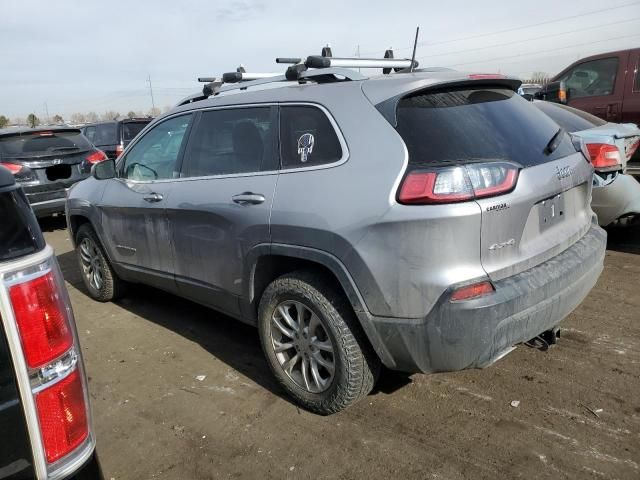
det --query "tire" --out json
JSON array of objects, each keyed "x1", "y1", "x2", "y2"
[
  {"x1": 258, "y1": 270, "x2": 380, "y2": 415},
  {"x1": 75, "y1": 224, "x2": 127, "y2": 302}
]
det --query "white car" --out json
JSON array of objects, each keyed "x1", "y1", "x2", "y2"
[{"x1": 534, "y1": 100, "x2": 640, "y2": 226}]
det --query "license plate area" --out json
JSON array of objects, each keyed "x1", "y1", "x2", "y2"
[
  {"x1": 538, "y1": 193, "x2": 565, "y2": 230},
  {"x1": 45, "y1": 164, "x2": 72, "y2": 181}
]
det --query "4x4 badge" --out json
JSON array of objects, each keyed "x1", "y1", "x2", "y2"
[{"x1": 298, "y1": 133, "x2": 315, "y2": 162}]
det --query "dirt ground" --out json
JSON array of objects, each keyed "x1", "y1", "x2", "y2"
[{"x1": 41, "y1": 218, "x2": 640, "y2": 480}]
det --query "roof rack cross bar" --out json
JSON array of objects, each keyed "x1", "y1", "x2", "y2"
[
  {"x1": 305, "y1": 56, "x2": 418, "y2": 70},
  {"x1": 276, "y1": 57, "x2": 302, "y2": 64},
  {"x1": 221, "y1": 72, "x2": 282, "y2": 83}
]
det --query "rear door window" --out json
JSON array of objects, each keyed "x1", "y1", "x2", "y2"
[
  {"x1": 534, "y1": 101, "x2": 607, "y2": 133},
  {"x1": 181, "y1": 107, "x2": 277, "y2": 177},
  {"x1": 0, "y1": 130, "x2": 92, "y2": 158},
  {"x1": 395, "y1": 87, "x2": 576, "y2": 167},
  {"x1": 279, "y1": 105, "x2": 343, "y2": 169}
]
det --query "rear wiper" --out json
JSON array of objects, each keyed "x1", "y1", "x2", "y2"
[{"x1": 544, "y1": 128, "x2": 564, "y2": 156}]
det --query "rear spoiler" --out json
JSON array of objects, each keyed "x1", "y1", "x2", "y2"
[{"x1": 374, "y1": 78, "x2": 522, "y2": 127}]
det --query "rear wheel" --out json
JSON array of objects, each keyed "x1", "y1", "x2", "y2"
[
  {"x1": 258, "y1": 270, "x2": 379, "y2": 415},
  {"x1": 75, "y1": 224, "x2": 126, "y2": 302}
]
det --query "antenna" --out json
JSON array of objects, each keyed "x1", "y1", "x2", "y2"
[{"x1": 410, "y1": 26, "x2": 420, "y2": 73}]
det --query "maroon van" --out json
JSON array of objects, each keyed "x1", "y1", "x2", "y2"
[{"x1": 537, "y1": 48, "x2": 640, "y2": 174}]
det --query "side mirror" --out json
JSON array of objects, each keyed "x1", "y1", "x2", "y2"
[
  {"x1": 537, "y1": 81, "x2": 569, "y2": 104},
  {"x1": 92, "y1": 159, "x2": 116, "y2": 180}
]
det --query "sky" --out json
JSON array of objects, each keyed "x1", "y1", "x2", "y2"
[{"x1": 1, "y1": 0, "x2": 639, "y2": 120}]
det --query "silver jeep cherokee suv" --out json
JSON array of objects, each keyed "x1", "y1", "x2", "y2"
[{"x1": 66, "y1": 61, "x2": 606, "y2": 414}]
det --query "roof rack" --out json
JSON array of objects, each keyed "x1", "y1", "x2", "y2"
[{"x1": 180, "y1": 47, "x2": 420, "y2": 106}]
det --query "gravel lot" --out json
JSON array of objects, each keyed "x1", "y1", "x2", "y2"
[{"x1": 42, "y1": 218, "x2": 640, "y2": 480}]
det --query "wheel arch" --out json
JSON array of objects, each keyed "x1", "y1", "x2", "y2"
[{"x1": 244, "y1": 244, "x2": 394, "y2": 367}]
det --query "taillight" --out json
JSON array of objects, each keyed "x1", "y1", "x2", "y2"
[
  {"x1": 115, "y1": 143, "x2": 124, "y2": 157},
  {"x1": 9, "y1": 271, "x2": 73, "y2": 368},
  {"x1": 586, "y1": 143, "x2": 622, "y2": 170},
  {"x1": 1, "y1": 162, "x2": 23, "y2": 175},
  {"x1": 450, "y1": 281, "x2": 495, "y2": 302},
  {"x1": 35, "y1": 370, "x2": 88, "y2": 463},
  {"x1": 3, "y1": 258, "x2": 92, "y2": 471},
  {"x1": 85, "y1": 150, "x2": 107, "y2": 164},
  {"x1": 398, "y1": 163, "x2": 519, "y2": 205}
]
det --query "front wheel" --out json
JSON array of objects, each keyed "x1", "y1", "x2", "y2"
[
  {"x1": 258, "y1": 271, "x2": 379, "y2": 415},
  {"x1": 75, "y1": 224, "x2": 126, "y2": 302}
]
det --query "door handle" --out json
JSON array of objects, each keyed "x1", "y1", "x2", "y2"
[
  {"x1": 232, "y1": 192, "x2": 265, "y2": 205},
  {"x1": 143, "y1": 192, "x2": 163, "y2": 203}
]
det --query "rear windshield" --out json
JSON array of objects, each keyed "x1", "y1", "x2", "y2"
[
  {"x1": 533, "y1": 101, "x2": 607, "y2": 133},
  {"x1": 122, "y1": 121, "x2": 149, "y2": 141},
  {"x1": 396, "y1": 88, "x2": 576, "y2": 167},
  {"x1": 0, "y1": 130, "x2": 92, "y2": 159},
  {"x1": 0, "y1": 187, "x2": 45, "y2": 261}
]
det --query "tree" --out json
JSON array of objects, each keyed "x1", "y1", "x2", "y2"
[
  {"x1": 27, "y1": 113, "x2": 40, "y2": 128},
  {"x1": 127, "y1": 111, "x2": 137, "y2": 119},
  {"x1": 0, "y1": 115, "x2": 9, "y2": 128},
  {"x1": 52, "y1": 114, "x2": 64, "y2": 124},
  {"x1": 147, "y1": 107, "x2": 161, "y2": 118},
  {"x1": 86, "y1": 112, "x2": 99, "y2": 123},
  {"x1": 102, "y1": 111, "x2": 120, "y2": 121},
  {"x1": 70, "y1": 113, "x2": 86, "y2": 125},
  {"x1": 528, "y1": 71, "x2": 551, "y2": 85}
]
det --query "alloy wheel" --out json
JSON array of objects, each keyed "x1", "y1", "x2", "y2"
[
  {"x1": 79, "y1": 237, "x2": 104, "y2": 291},
  {"x1": 270, "y1": 300, "x2": 335, "y2": 393}
]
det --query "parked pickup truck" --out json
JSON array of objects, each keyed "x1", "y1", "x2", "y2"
[
  {"x1": 535, "y1": 48, "x2": 640, "y2": 175},
  {"x1": 0, "y1": 166, "x2": 102, "y2": 479}
]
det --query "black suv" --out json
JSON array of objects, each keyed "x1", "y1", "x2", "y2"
[
  {"x1": 0, "y1": 166, "x2": 102, "y2": 479},
  {"x1": 0, "y1": 127, "x2": 108, "y2": 217},
  {"x1": 82, "y1": 118, "x2": 151, "y2": 159}
]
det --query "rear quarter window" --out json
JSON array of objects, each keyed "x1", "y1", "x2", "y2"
[
  {"x1": 93, "y1": 123, "x2": 118, "y2": 145},
  {"x1": 0, "y1": 187, "x2": 45, "y2": 261},
  {"x1": 280, "y1": 106, "x2": 343, "y2": 169},
  {"x1": 395, "y1": 87, "x2": 576, "y2": 167},
  {"x1": 122, "y1": 122, "x2": 149, "y2": 142}
]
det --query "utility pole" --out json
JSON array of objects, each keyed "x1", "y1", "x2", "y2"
[
  {"x1": 44, "y1": 102, "x2": 49, "y2": 124},
  {"x1": 147, "y1": 74, "x2": 156, "y2": 112}
]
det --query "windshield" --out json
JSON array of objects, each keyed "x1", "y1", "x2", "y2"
[
  {"x1": 0, "y1": 130, "x2": 92, "y2": 158},
  {"x1": 396, "y1": 87, "x2": 576, "y2": 167}
]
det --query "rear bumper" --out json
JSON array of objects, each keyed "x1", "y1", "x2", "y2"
[
  {"x1": 28, "y1": 196, "x2": 67, "y2": 216},
  {"x1": 369, "y1": 225, "x2": 606, "y2": 373},
  {"x1": 24, "y1": 188, "x2": 67, "y2": 216}
]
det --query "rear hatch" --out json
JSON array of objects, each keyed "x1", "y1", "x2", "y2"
[
  {"x1": 0, "y1": 129, "x2": 95, "y2": 200},
  {"x1": 394, "y1": 85, "x2": 594, "y2": 281}
]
